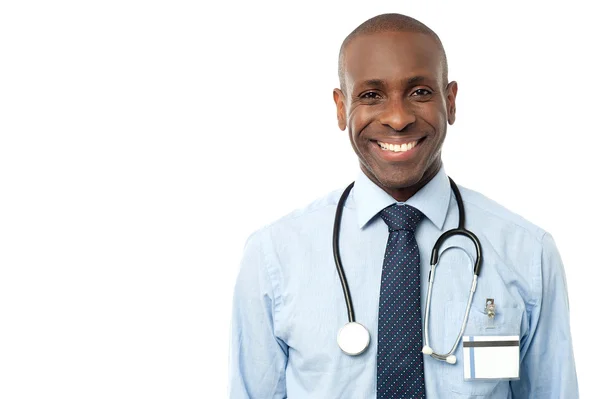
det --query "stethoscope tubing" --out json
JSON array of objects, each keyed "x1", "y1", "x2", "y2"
[
  {"x1": 332, "y1": 176, "x2": 483, "y2": 361},
  {"x1": 332, "y1": 182, "x2": 356, "y2": 323}
]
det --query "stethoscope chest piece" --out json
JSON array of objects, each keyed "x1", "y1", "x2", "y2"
[{"x1": 337, "y1": 322, "x2": 370, "y2": 356}]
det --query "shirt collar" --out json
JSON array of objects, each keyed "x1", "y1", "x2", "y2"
[{"x1": 353, "y1": 165, "x2": 451, "y2": 230}]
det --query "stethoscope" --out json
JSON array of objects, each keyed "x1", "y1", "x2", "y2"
[{"x1": 333, "y1": 177, "x2": 482, "y2": 365}]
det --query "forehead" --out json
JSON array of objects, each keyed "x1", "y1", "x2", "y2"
[{"x1": 343, "y1": 31, "x2": 444, "y2": 88}]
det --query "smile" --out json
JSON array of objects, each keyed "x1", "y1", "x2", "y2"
[{"x1": 376, "y1": 140, "x2": 419, "y2": 153}]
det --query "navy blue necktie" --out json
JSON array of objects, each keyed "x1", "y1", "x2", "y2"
[{"x1": 377, "y1": 204, "x2": 426, "y2": 398}]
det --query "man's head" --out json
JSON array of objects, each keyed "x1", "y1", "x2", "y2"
[{"x1": 333, "y1": 13, "x2": 457, "y2": 202}]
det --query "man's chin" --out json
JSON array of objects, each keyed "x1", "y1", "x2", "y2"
[{"x1": 369, "y1": 166, "x2": 423, "y2": 189}]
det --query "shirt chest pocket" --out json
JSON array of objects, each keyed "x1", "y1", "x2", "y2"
[{"x1": 442, "y1": 301, "x2": 523, "y2": 397}]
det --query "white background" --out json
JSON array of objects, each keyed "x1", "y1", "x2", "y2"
[{"x1": 0, "y1": 1, "x2": 597, "y2": 398}]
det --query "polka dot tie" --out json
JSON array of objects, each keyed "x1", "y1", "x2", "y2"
[{"x1": 377, "y1": 204, "x2": 426, "y2": 398}]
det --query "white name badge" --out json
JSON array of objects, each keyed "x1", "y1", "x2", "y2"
[{"x1": 462, "y1": 335, "x2": 520, "y2": 381}]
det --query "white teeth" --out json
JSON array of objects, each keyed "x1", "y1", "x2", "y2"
[{"x1": 377, "y1": 140, "x2": 419, "y2": 152}]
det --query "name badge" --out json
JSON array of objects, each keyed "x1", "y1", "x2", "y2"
[{"x1": 462, "y1": 335, "x2": 520, "y2": 381}]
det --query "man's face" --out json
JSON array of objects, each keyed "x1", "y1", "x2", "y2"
[{"x1": 334, "y1": 31, "x2": 457, "y2": 201}]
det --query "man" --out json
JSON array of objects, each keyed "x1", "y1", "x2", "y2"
[{"x1": 229, "y1": 13, "x2": 578, "y2": 398}]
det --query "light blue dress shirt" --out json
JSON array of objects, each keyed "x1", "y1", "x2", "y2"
[{"x1": 229, "y1": 166, "x2": 578, "y2": 398}]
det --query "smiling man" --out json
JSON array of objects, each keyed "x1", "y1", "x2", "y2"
[{"x1": 229, "y1": 13, "x2": 578, "y2": 398}]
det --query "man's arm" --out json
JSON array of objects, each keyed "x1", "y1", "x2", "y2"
[
  {"x1": 510, "y1": 233, "x2": 578, "y2": 398},
  {"x1": 229, "y1": 232, "x2": 288, "y2": 399}
]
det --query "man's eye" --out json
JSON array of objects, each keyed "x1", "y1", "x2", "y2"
[
  {"x1": 412, "y1": 88, "x2": 432, "y2": 96},
  {"x1": 360, "y1": 92, "x2": 381, "y2": 99}
]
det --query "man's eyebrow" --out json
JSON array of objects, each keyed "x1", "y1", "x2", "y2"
[
  {"x1": 356, "y1": 79, "x2": 386, "y2": 90},
  {"x1": 406, "y1": 76, "x2": 426, "y2": 84},
  {"x1": 363, "y1": 79, "x2": 385, "y2": 87},
  {"x1": 355, "y1": 76, "x2": 432, "y2": 92}
]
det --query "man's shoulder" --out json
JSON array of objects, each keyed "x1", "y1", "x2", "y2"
[
  {"x1": 248, "y1": 187, "x2": 345, "y2": 240},
  {"x1": 280, "y1": 187, "x2": 345, "y2": 223},
  {"x1": 457, "y1": 184, "x2": 547, "y2": 243}
]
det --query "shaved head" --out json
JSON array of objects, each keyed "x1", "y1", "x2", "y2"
[{"x1": 338, "y1": 13, "x2": 448, "y2": 94}]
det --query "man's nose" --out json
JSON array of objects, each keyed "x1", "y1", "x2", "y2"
[{"x1": 378, "y1": 98, "x2": 416, "y2": 131}]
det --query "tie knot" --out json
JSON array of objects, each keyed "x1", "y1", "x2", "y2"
[{"x1": 379, "y1": 204, "x2": 423, "y2": 232}]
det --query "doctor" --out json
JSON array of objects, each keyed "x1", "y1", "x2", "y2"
[{"x1": 229, "y1": 13, "x2": 578, "y2": 398}]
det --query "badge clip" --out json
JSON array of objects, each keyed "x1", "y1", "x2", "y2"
[{"x1": 485, "y1": 298, "x2": 496, "y2": 329}]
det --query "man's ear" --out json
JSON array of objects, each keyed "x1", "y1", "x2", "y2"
[
  {"x1": 333, "y1": 88, "x2": 347, "y2": 130},
  {"x1": 446, "y1": 81, "x2": 458, "y2": 125}
]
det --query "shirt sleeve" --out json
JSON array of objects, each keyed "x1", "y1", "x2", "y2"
[
  {"x1": 229, "y1": 231, "x2": 288, "y2": 399},
  {"x1": 510, "y1": 233, "x2": 579, "y2": 398}
]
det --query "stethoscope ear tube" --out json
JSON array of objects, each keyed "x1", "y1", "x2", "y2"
[
  {"x1": 423, "y1": 177, "x2": 483, "y2": 363},
  {"x1": 430, "y1": 177, "x2": 483, "y2": 276},
  {"x1": 430, "y1": 229, "x2": 482, "y2": 276}
]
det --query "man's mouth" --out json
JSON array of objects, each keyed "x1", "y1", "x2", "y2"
[{"x1": 376, "y1": 139, "x2": 421, "y2": 153}]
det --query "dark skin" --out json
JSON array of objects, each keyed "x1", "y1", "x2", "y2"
[{"x1": 334, "y1": 31, "x2": 458, "y2": 202}]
